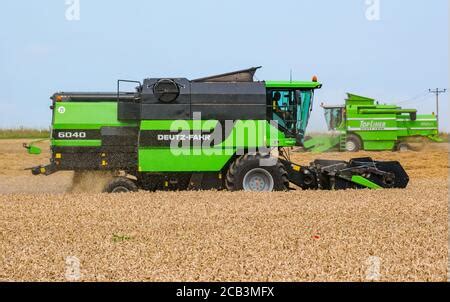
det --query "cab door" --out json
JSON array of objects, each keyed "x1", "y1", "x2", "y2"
[{"x1": 268, "y1": 89, "x2": 297, "y2": 135}]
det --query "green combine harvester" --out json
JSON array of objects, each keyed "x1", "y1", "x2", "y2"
[
  {"x1": 304, "y1": 93, "x2": 441, "y2": 152},
  {"x1": 24, "y1": 67, "x2": 409, "y2": 192}
]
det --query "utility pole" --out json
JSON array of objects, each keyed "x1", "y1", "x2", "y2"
[{"x1": 429, "y1": 88, "x2": 447, "y2": 132}]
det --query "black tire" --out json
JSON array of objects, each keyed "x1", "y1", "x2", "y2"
[
  {"x1": 396, "y1": 142, "x2": 410, "y2": 152},
  {"x1": 345, "y1": 134, "x2": 362, "y2": 152},
  {"x1": 103, "y1": 177, "x2": 138, "y2": 193},
  {"x1": 225, "y1": 153, "x2": 289, "y2": 192}
]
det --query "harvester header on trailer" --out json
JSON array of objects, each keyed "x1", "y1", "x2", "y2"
[{"x1": 24, "y1": 67, "x2": 409, "y2": 192}]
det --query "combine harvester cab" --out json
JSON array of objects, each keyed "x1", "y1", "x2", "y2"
[
  {"x1": 304, "y1": 93, "x2": 441, "y2": 152},
  {"x1": 24, "y1": 68, "x2": 409, "y2": 192}
]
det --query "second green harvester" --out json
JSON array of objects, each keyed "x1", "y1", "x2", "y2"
[{"x1": 304, "y1": 93, "x2": 441, "y2": 152}]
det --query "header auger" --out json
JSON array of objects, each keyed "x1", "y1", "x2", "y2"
[{"x1": 25, "y1": 67, "x2": 409, "y2": 192}]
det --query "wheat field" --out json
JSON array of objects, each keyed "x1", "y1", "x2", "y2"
[{"x1": 0, "y1": 139, "x2": 448, "y2": 281}]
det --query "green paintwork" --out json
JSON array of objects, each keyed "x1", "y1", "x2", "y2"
[
  {"x1": 427, "y1": 134, "x2": 443, "y2": 142},
  {"x1": 265, "y1": 81, "x2": 322, "y2": 89},
  {"x1": 27, "y1": 144, "x2": 42, "y2": 155},
  {"x1": 138, "y1": 120, "x2": 291, "y2": 172},
  {"x1": 305, "y1": 93, "x2": 440, "y2": 152},
  {"x1": 138, "y1": 149, "x2": 233, "y2": 172},
  {"x1": 52, "y1": 139, "x2": 102, "y2": 147},
  {"x1": 303, "y1": 135, "x2": 340, "y2": 153},
  {"x1": 25, "y1": 139, "x2": 49, "y2": 155},
  {"x1": 358, "y1": 108, "x2": 416, "y2": 114},
  {"x1": 52, "y1": 102, "x2": 137, "y2": 130},
  {"x1": 351, "y1": 175, "x2": 382, "y2": 189},
  {"x1": 51, "y1": 102, "x2": 137, "y2": 147}
]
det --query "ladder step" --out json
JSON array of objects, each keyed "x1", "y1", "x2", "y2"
[{"x1": 339, "y1": 134, "x2": 347, "y2": 151}]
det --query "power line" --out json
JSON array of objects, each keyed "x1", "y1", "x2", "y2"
[
  {"x1": 428, "y1": 88, "x2": 447, "y2": 132},
  {"x1": 396, "y1": 90, "x2": 429, "y2": 105},
  {"x1": 404, "y1": 94, "x2": 432, "y2": 106}
]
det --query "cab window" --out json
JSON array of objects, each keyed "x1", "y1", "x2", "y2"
[{"x1": 270, "y1": 90, "x2": 296, "y2": 131}]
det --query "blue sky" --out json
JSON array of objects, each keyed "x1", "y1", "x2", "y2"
[{"x1": 0, "y1": 0, "x2": 448, "y2": 131}]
